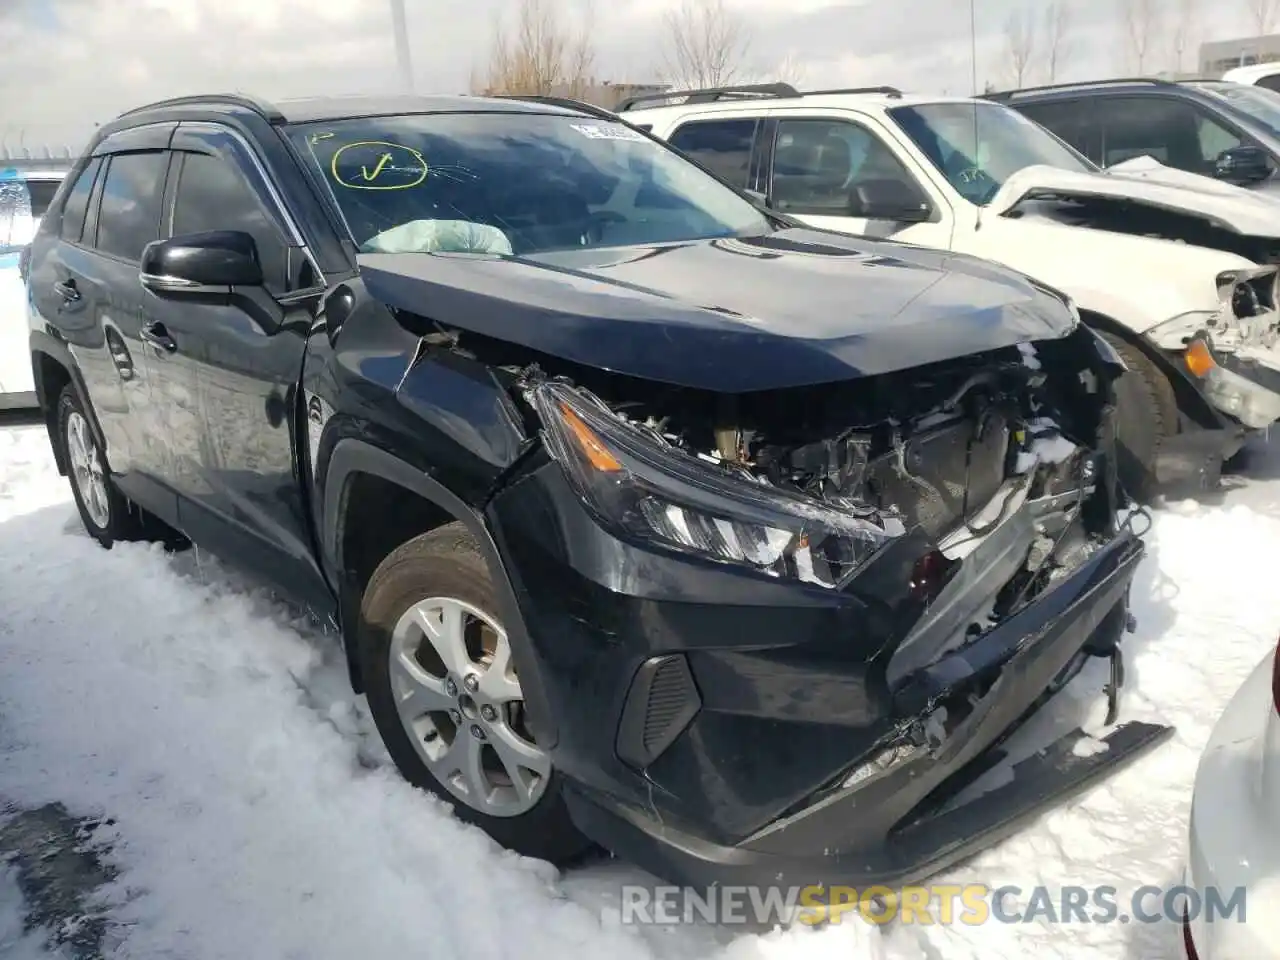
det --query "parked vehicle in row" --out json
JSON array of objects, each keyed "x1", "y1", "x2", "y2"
[
  {"x1": 1182, "y1": 640, "x2": 1280, "y2": 959},
  {"x1": 24, "y1": 91, "x2": 1171, "y2": 890},
  {"x1": 1, "y1": 163, "x2": 65, "y2": 409},
  {"x1": 1220, "y1": 62, "x2": 1280, "y2": 91},
  {"x1": 627, "y1": 83, "x2": 1280, "y2": 498},
  {"x1": 989, "y1": 78, "x2": 1280, "y2": 193}
]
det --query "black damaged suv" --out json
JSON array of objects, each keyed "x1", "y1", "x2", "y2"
[{"x1": 22, "y1": 92, "x2": 1171, "y2": 890}]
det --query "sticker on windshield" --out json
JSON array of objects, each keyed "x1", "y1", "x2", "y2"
[
  {"x1": 569, "y1": 122, "x2": 648, "y2": 142},
  {"x1": 330, "y1": 140, "x2": 428, "y2": 191}
]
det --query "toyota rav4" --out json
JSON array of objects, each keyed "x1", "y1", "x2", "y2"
[{"x1": 23, "y1": 92, "x2": 1171, "y2": 892}]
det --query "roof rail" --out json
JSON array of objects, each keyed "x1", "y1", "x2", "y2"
[
  {"x1": 115, "y1": 93, "x2": 285, "y2": 124},
  {"x1": 616, "y1": 83, "x2": 798, "y2": 112},
  {"x1": 493, "y1": 95, "x2": 621, "y2": 121},
  {"x1": 985, "y1": 77, "x2": 1175, "y2": 101},
  {"x1": 615, "y1": 82, "x2": 906, "y2": 112},
  {"x1": 803, "y1": 86, "x2": 903, "y2": 98}
]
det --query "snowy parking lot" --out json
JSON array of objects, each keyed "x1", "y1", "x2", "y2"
[{"x1": 1, "y1": 415, "x2": 1278, "y2": 960}]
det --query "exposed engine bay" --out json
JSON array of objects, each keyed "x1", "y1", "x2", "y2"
[{"x1": 501, "y1": 329, "x2": 1121, "y2": 689}]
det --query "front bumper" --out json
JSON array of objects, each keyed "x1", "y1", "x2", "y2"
[{"x1": 488, "y1": 456, "x2": 1172, "y2": 889}]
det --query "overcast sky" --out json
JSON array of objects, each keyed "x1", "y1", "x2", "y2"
[{"x1": 0, "y1": 0, "x2": 1273, "y2": 153}]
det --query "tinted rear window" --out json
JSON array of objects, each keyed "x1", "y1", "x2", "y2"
[
  {"x1": 95, "y1": 151, "x2": 168, "y2": 262},
  {"x1": 60, "y1": 158, "x2": 101, "y2": 244}
]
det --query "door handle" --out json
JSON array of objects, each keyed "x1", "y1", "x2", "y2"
[
  {"x1": 140, "y1": 321, "x2": 178, "y2": 354},
  {"x1": 53, "y1": 279, "x2": 80, "y2": 303}
]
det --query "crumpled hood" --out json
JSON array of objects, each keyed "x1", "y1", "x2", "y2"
[
  {"x1": 988, "y1": 157, "x2": 1280, "y2": 237},
  {"x1": 359, "y1": 227, "x2": 1078, "y2": 393}
]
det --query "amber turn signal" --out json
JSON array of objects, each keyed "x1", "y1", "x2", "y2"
[{"x1": 1184, "y1": 340, "x2": 1217, "y2": 379}]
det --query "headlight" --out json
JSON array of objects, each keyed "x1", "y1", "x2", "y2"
[{"x1": 530, "y1": 381, "x2": 905, "y2": 588}]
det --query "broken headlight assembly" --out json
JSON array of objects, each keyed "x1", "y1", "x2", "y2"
[{"x1": 530, "y1": 381, "x2": 906, "y2": 588}]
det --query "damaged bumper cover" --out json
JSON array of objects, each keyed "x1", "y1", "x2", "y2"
[
  {"x1": 558, "y1": 512, "x2": 1167, "y2": 890},
  {"x1": 487, "y1": 412, "x2": 1172, "y2": 891},
  {"x1": 1149, "y1": 267, "x2": 1280, "y2": 432}
]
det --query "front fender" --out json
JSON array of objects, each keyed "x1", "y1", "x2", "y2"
[{"x1": 321, "y1": 436, "x2": 559, "y2": 749}]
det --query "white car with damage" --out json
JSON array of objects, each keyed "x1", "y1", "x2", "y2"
[
  {"x1": 624, "y1": 85, "x2": 1280, "y2": 497},
  {"x1": 1, "y1": 164, "x2": 65, "y2": 409}
]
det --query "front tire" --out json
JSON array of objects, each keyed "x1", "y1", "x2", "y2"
[
  {"x1": 1099, "y1": 332, "x2": 1179, "y2": 502},
  {"x1": 358, "y1": 523, "x2": 591, "y2": 865}
]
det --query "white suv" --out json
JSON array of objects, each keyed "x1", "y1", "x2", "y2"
[
  {"x1": 1, "y1": 164, "x2": 65, "y2": 409},
  {"x1": 625, "y1": 83, "x2": 1280, "y2": 497}
]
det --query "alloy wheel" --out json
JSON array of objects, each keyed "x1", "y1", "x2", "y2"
[
  {"x1": 388, "y1": 596, "x2": 551, "y2": 817},
  {"x1": 66, "y1": 411, "x2": 110, "y2": 529}
]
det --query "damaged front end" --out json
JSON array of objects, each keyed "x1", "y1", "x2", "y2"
[
  {"x1": 490, "y1": 322, "x2": 1172, "y2": 890},
  {"x1": 1146, "y1": 266, "x2": 1280, "y2": 431}
]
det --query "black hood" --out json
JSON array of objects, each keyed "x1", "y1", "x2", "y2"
[{"x1": 358, "y1": 227, "x2": 1076, "y2": 393}]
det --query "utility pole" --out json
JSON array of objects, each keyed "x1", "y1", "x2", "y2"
[{"x1": 389, "y1": 0, "x2": 414, "y2": 93}]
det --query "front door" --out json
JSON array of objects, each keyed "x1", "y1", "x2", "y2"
[
  {"x1": 761, "y1": 111, "x2": 955, "y2": 247},
  {"x1": 152, "y1": 126, "x2": 331, "y2": 613}
]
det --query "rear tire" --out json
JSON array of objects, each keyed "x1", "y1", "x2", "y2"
[
  {"x1": 56, "y1": 385, "x2": 143, "y2": 549},
  {"x1": 358, "y1": 523, "x2": 591, "y2": 865},
  {"x1": 1099, "y1": 332, "x2": 1179, "y2": 502}
]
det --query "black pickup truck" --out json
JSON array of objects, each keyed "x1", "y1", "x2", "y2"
[{"x1": 21, "y1": 91, "x2": 1170, "y2": 893}]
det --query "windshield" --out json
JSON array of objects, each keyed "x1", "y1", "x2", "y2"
[
  {"x1": 286, "y1": 112, "x2": 772, "y2": 256},
  {"x1": 1191, "y1": 81, "x2": 1280, "y2": 135},
  {"x1": 1, "y1": 174, "x2": 60, "y2": 255},
  {"x1": 888, "y1": 102, "x2": 1095, "y2": 205}
]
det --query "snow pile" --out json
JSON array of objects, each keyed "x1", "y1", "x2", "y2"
[{"x1": 0, "y1": 421, "x2": 1278, "y2": 959}]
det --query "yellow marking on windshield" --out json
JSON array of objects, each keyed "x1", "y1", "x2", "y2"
[
  {"x1": 331, "y1": 141, "x2": 428, "y2": 191},
  {"x1": 360, "y1": 153, "x2": 392, "y2": 181}
]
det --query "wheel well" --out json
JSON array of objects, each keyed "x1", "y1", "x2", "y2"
[
  {"x1": 34, "y1": 352, "x2": 72, "y2": 475},
  {"x1": 337, "y1": 471, "x2": 456, "y2": 691},
  {"x1": 1077, "y1": 308, "x2": 1220, "y2": 429}
]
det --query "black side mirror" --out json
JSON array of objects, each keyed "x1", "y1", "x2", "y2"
[
  {"x1": 140, "y1": 230, "x2": 264, "y2": 295},
  {"x1": 1214, "y1": 145, "x2": 1272, "y2": 185},
  {"x1": 848, "y1": 179, "x2": 933, "y2": 222}
]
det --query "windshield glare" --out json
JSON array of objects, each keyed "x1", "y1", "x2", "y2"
[
  {"x1": 1193, "y1": 82, "x2": 1280, "y2": 135},
  {"x1": 889, "y1": 102, "x2": 1095, "y2": 205},
  {"x1": 287, "y1": 113, "x2": 771, "y2": 256}
]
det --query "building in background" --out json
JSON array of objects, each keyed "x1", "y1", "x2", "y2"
[{"x1": 1201, "y1": 34, "x2": 1280, "y2": 76}]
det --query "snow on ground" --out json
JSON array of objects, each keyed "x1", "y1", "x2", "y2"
[{"x1": 1, "y1": 416, "x2": 1278, "y2": 959}]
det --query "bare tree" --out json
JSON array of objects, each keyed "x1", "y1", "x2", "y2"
[
  {"x1": 1003, "y1": 9, "x2": 1037, "y2": 88},
  {"x1": 1044, "y1": 1, "x2": 1074, "y2": 83},
  {"x1": 1120, "y1": 0, "x2": 1165, "y2": 74},
  {"x1": 659, "y1": 0, "x2": 752, "y2": 89},
  {"x1": 474, "y1": 0, "x2": 595, "y2": 98},
  {"x1": 1170, "y1": 0, "x2": 1199, "y2": 73},
  {"x1": 772, "y1": 50, "x2": 808, "y2": 88},
  {"x1": 1247, "y1": 0, "x2": 1280, "y2": 35}
]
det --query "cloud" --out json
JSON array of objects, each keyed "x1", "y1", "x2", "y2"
[{"x1": 0, "y1": 0, "x2": 1271, "y2": 153}]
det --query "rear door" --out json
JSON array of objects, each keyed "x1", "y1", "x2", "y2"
[
  {"x1": 26, "y1": 130, "x2": 179, "y2": 523},
  {"x1": 1013, "y1": 98, "x2": 1102, "y2": 164},
  {"x1": 153, "y1": 122, "x2": 331, "y2": 611}
]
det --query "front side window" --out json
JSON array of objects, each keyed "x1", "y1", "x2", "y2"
[
  {"x1": 95, "y1": 151, "x2": 168, "y2": 262},
  {"x1": 889, "y1": 101, "x2": 1094, "y2": 205},
  {"x1": 1095, "y1": 97, "x2": 1243, "y2": 174},
  {"x1": 286, "y1": 112, "x2": 771, "y2": 256},
  {"x1": 172, "y1": 151, "x2": 289, "y2": 292},
  {"x1": 769, "y1": 118, "x2": 931, "y2": 217}
]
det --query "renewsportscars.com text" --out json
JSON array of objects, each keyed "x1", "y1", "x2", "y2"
[{"x1": 618, "y1": 883, "x2": 1246, "y2": 927}]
